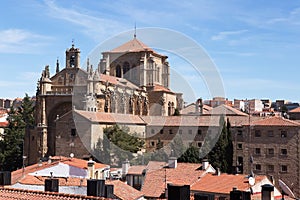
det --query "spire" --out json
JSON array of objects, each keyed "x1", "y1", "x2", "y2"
[
  {"x1": 56, "y1": 57, "x2": 60, "y2": 73},
  {"x1": 134, "y1": 22, "x2": 136, "y2": 38},
  {"x1": 86, "y1": 58, "x2": 90, "y2": 72}
]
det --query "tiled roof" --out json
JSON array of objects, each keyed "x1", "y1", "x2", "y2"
[
  {"x1": 147, "y1": 84, "x2": 173, "y2": 93},
  {"x1": 191, "y1": 173, "x2": 264, "y2": 194},
  {"x1": 75, "y1": 110, "x2": 146, "y2": 125},
  {"x1": 108, "y1": 38, "x2": 157, "y2": 54},
  {"x1": 141, "y1": 162, "x2": 206, "y2": 198},
  {"x1": 180, "y1": 103, "x2": 212, "y2": 115},
  {"x1": 142, "y1": 115, "x2": 251, "y2": 127},
  {"x1": 127, "y1": 165, "x2": 146, "y2": 175},
  {"x1": 0, "y1": 121, "x2": 8, "y2": 127},
  {"x1": 106, "y1": 180, "x2": 144, "y2": 200},
  {"x1": 208, "y1": 104, "x2": 248, "y2": 116},
  {"x1": 0, "y1": 188, "x2": 107, "y2": 200},
  {"x1": 289, "y1": 106, "x2": 300, "y2": 113},
  {"x1": 251, "y1": 116, "x2": 300, "y2": 126},
  {"x1": 100, "y1": 74, "x2": 139, "y2": 89},
  {"x1": 146, "y1": 161, "x2": 167, "y2": 172},
  {"x1": 12, "y1": 157, "x2": 108, "y2": 184},
  {"x1": 19, "y1": 176, "x2": 87, "y2": 186}
]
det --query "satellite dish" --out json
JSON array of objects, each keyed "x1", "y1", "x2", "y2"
[
  {"x1": 70, "y1": 153, "x2": 74, "y2": 158},
  {"x1": 279, "y1": 179, "x2": 296, "y2": 199},
  {"x1": 249, "y1": 177, "x2": 255, "y2": 186}
]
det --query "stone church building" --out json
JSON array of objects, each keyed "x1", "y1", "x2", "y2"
[{"x1": 25, "y1": 37, "x2": 183, "y2": 164}]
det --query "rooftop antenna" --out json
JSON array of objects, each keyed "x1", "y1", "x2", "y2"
[
  {"x1": 72, "y1": 39, "x2": 75, "y2": 47},
  {"x1": 134, "y1": 22, "x2": 136, "y2": 38}
]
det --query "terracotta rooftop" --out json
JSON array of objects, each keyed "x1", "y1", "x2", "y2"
[
  {"x1": 108, "y1": 38, "x2": 158, "y2": 54},
  {"x1": 75, "y1": 110, "x2": 146, "y2": 125},
  {"x1": 16, "y1": 176, "x2": 144, "y2": 200},
  {"x1": 0, "y1": 187, "x2": 107, "y2": 200},
  {"x1": 251, "y1": 116, "x2": 300, "y2": 126},
  {"x1": 0, "y1": 121, "x2": 8, "y2": 127},
  {"x1": 106, "y1": 180, "x2": 144, "y2": 200},
  {"x1": 289, "y1": 106, "x2": 300, "y2": 113},
  {"x1": 180, "y1": 103, "x2": 212, "y2": 115},
  {"x1": 100, "y1": 74, "x2": 139, "y2": 89},
  {"x1": 127, "y1": 165, "x2": 146, "y2": 175},
  {"x1": 146, "y1": 84, "x2": 173, "y2": 93},
  {"x1": 141, "y1": 162, "x2": 206, "y2": 198},
  {"x1": 12, "y1": 156, "x2": 108, "y2": 184},
  {"x1": 191, "y1": 173, "x2": 264, "y2": 194},
  {"x1": 208, "y1": 104, "x2": 248, "y2": 116}
]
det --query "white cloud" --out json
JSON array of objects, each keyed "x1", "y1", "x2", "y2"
[
  {"x1": 211, "y1": 30, "x2": 248, "y2": 41},
  {"x1": 0, "y1": 29, "x2": 52, "y2": 54},
  {"x1": 44, "y1": 0, "x2": 128, "y2": 41}
]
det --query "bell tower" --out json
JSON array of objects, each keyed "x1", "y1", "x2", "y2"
[{"x1": 66, "y1": 41, "x2": 80, "y2": 68}]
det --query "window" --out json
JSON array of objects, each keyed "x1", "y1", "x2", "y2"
[
  {"x1": 197, "y1": 129, "x2": 202, "y2": 135},
  {"x1": 268, "y1": 148, "x2": 274, "y2": 155},
  {"x1": 151, "y1": 129, "x2": 155, "y2": 134},
  {"x1": 267, "y1": 165, "x2": 274, "y2": 172},
  {"x1": 71, "y1": 129, "x2": 76, "y2": 137},
  {"x1": 237, "y1": 130, "x2": 243, "y2": 136},
  {"x1": 237, "y1": 156, "x2": 243, "y2": 166},
  {"x1": 237, "y1": 143, "x2": 243, "y2": 150},
  {"x1": 169, "y1": 129, "x2": 173, "y2": 134},
  {"x1": 179, "y1": 129, "x2": 182, "y2": 134},
  {"x1": 281, "y1": 149, "x2": 288, "y2": 155},
  {"x1": 116, "y1": 65, "x2": 121, "y2": 78},
  {"x1": 255, "y1": 164, "x2": 261, "y2": 171},
  {"x1": 255, "y1": 130, "x2": 261, "y2": 137},
  {"x1": 255, "y1": 148, "x2": 261, "y2": 155},
  {"x1": 268, "y1": 130, "x2": 274, "y2": 137},
  {"x1": 281, "y1": 165, "x2": 288, "y2": 172},
  {"x1": 188, "y1": 130, "x2": 192, "y2": 134},
  {"x1": 150, "y1": 141, "x2": 155, "y2": 147},
  {"x1": 160, "y1": 129, "x2": 163, "y2": 134},
  {"x1": 281, "y1": 131, "x2": 287, "y2": 138},
  {"x1": 197, "y1": 142, "x2": 202, "y2": 147}
]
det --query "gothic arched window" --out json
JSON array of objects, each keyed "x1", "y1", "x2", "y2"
[
  {"x1": 123, "y1": 62, "x2": 130, "y2": 79},
  {"x1": 116, "y1": 65, "x2": 121, "y2": 78}
]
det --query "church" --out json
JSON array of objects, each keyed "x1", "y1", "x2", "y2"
[{"x1": 25, "y1": 36, "x2": 183, "y2": 164}]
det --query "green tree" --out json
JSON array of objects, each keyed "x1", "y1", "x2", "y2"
[
  {"x1": 178, "y1": 146, "x2": 201, "y2": 163},
  {"x1": 93, "y1": 125, "x2": 145, "y2": 167},
  {"x1": 170, "y1": 135, "x2": 185, "y2": 158},
  {"x1": 207, "y1": 117, "x2": 233, "y2": 173},
  {"x1": 173, "y1": 108, "x2": 180, "y2": 116},
  {"x1": 0, "y1": 94, "x2": 34, "y2": 171}
]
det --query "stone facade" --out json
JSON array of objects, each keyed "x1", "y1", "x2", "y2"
[{"x1": 26, "y1": 38, "x2": 181, "y2": 165}]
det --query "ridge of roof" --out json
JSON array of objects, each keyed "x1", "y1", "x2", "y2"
[
  {"x1": 0, "y1": 187, "x2": 107, "y2": 200},
  {"x1": 252, "y1": 116, "x2": 300, "y2": 126},
  {"x1": 109, "y1": 38, "x2": 156, "y2": 53}
]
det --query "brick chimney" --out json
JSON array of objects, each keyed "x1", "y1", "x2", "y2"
[
  {"x1": 261, "y1": 184, "x2": 274, "y2": 200},
  {"x1": 87, "y1": 158, "x2": 95, "y2": 179}
]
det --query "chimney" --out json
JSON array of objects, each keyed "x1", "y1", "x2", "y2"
[
  {"x1": 105, "y1": 184, "x2": 114, "y2": 198},
  {"x1": 87, "y1": 158, "x2": 95, "y2": 179},
  {"x1": 87, "y1": 179, "x2": 105, "y2": 197},
  {"x1": 122, "y1": 159, "x2": 130, "y2": 177},
  {"x1": 202, "y1": 159, "x2": 209, "y2": 170},
  {"x1": 0, "y1": 171, "x2": 11, "y2": 186},
  {"x1": 45, "y1": 173, "x2": 59, "y2": 193},
  {"x1": 168, "y1": 157, "x2": 177, "y2": 168},
  {"x1": 168, "y1": 184, "x2": 190, "y2": 200},
  {"x1": 261, "y1": 184, "x2": 274, "y2": 200},
  {"x1": 215, "y1": 168, "x2": 221, "y2": 176}
]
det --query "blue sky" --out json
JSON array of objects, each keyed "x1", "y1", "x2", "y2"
[{"x1": 1, "y1": 0, "x2": 300, "y2": 103}]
